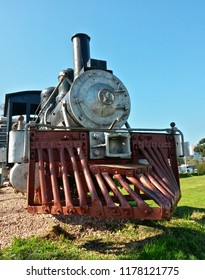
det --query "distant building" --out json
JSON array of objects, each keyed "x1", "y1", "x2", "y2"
[
  {"x1": 185, "y1": 143, "x2": 202, "y2": 160},
  {"x1": 193, "y1": 152, "x2": 202, "y2": 160},
  {"x1": 184, "y1": 141, "x2": 190, "y2": 157},
  {"x1": 189, "y1": 145, "x2": 195, "y2": 156}
]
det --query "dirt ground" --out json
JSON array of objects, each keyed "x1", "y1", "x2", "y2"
[
  {"x1": 0, "y1": 186, "x2": 57, "y2": 249},
  {"x1": 0, "y1": 186, "x2": 121, "y2": 250}
]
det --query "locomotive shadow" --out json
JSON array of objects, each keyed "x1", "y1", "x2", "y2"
[
  {"x1": 54, "y1": 207, "x2": 205, "y2": 259},
  {"x1": 54, "y1": 214, "x2": 133, "y2": 232},
  {"x1": 173, "y1": 206, "x2": 205, "y2": 225},
  {"x1": 78, "y1": 223, "x2": 205, "y2": 259},
  {"x1": 54, "y1": 204, "x2": 205, "y2": 231}
]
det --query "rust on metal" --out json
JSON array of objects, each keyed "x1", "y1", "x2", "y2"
[{"x1": 27, "y1": 129, "x2": 181, "y2": 220}]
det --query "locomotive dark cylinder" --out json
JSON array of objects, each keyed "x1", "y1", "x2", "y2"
[{"x1": 71, "y1": 33, "x2": 91, "y2": 79}]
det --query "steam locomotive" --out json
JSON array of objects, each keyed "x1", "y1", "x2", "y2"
[{"x1": 6, "y1": 33, "x2": 184, "y2": 220}]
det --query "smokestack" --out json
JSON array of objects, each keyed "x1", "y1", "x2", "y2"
[{"x1": 71, "y1": 33, "x2": 90, "y2": 79}]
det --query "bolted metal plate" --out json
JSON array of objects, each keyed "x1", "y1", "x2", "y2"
[{"x1": 68, "y1": 69, "x2": 131, "y2": 128}]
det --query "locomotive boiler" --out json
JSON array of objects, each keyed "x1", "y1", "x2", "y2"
[{"x1": 7, "y1": 33, "x2": 184, "y2": 220}]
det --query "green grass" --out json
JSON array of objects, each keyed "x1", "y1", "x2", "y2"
[
  {"x1": 1, "y1": 175, "x2": 205, "y2": 260},
  {"x1": 178, "y1": 174, "x2": 205, "y2": 208}
]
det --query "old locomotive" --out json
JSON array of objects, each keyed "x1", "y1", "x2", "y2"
[{"x1": 7, "y1": 33, "x2": 184, "y2": 220}]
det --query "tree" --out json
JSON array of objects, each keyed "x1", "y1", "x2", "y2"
[{"x1": 194, "y1": 138, "x2": 205, "y2": 157}]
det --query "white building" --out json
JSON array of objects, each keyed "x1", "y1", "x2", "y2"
[{"x1": 184, "y1": 141, "x2": 190, "y2": 157}]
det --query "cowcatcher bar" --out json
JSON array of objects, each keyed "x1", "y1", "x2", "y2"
[{"x1": 27, "y1": 128, "x2": 181, "y2": 220}]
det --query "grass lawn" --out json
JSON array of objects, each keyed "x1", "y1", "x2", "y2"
[
  {"x1": 178, "y1": 175, "x2": 205, "y2": 210},
  {"x1": 0, "y1": 174, "x2": 205, "y2": 260}
]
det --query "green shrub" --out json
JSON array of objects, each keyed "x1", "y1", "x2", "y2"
[{"x1": 197, "y1": 163, "x2": 205, "y2": 175}]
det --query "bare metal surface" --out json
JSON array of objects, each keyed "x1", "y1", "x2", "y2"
[{"x1": 67, "y1": 69, "x2": 130, "y2": 129}]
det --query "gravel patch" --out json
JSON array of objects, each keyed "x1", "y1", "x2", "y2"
[
  {"x1": 0, "y1": 186, "x2": 56, "y2": 249},
  {"x1": 0, "y1": 186, "x2": 133, "y2": 250}
]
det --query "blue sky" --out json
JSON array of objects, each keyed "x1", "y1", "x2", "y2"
[{"x1": 0, "y1": 0, "x2": 204, "y2": 145}]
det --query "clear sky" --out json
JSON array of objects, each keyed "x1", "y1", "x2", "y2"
[{"x1": 0, "y1": 0, "x2": 204, "y2": 145}]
